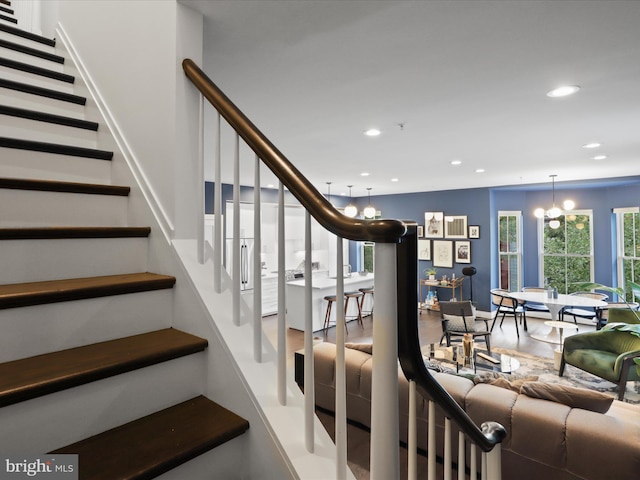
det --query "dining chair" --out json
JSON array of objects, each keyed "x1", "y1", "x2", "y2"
[
  {"x1": 521, "y1": 286, "x2": 551, "y2": 317},
  {"x1": 561, "y1": 291, "x2": 608, "y2": 325},
  {"x1": 490, "y1": 288, "x2": 526, "y2": 338}
]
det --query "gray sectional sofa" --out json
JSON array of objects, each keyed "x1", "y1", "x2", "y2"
[{"x1": 310, "y1": 342, "x2": 640, "y2": 480}]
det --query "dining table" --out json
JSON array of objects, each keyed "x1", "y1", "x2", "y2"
[{"x1": 508, "y1": 290, "x2": 607, "y2": 344}]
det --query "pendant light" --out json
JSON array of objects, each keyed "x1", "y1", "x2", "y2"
[
  {"x1": 533, "y1": 174, "x2": 575, "y2": 229},
  {"x1": 344, "y1": 185, "x2": 358, "y2": 218},
  {"x1": 363, "y1": 187, "x2": 376, "y2": 219},
  {"x1": 325, "y1": 181, "x2": 332, "y2": 206}
]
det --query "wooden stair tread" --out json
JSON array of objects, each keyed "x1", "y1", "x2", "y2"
[
  {"x1": 0, "y1": 177, "x2": 130, "y2": 196},
  {"x1": 0, "y1": 78, "x2": 86, "y2": 104},
  {"x1": 0, "y1": 272, "x2": 176, "y2": 309},
  {"x1": 0, "y1": 226, "x2": 151, "y2": 239},
  {"x1": 0, "y1": 37, "x2": 65, "y2": 64},
  {"x1": 0, "y1": 329, "x2": 207, "y2": 407},
  {"x1": 0, "y1": 136, "x2": 113, "y2": 160},
  {"x1": 0, "y1": 22, "x2": 56, "y2": 47},
  {"x1": 0, "y1": 56, "x2": 74, "y2": 83},
  {"x1": 51, "y1": 395, "x2": 249, "y2": 480},
  {"x1": 0, "y1": 104, "x2": 98, "y2": 130}
]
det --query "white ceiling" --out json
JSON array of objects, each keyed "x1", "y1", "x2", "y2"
[{"x1": 180, "y1": 0, "x2": 640, "y2": 197}]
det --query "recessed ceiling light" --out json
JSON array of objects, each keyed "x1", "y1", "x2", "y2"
[
  {"x1": 391, "y1": 178, "x2": 399, "y2": 182},
  {"x1": 360, "y1": 172, "x2": 370, "y2": 177},
  {"x1": 546, "y1": 85, "x2": 580, "y2": 97},
  {"x1": 593, "y1": 155, "x2": 607, "y2": 160},
  {"x1": 475, "y1": 168, "x2": 485, "y2": 173},
  {"x1": 364, "y1": 128, "x2": 381, "y2": 137},
  {"x1": 450, "y1": 160, "x2": 462, "y2": 166},
  {"x1": 267, "y1": 184, "x2": 275, "y2": 188},
  {"x1": 582, "y1": 142, "x2": 601, "y2": 149}
]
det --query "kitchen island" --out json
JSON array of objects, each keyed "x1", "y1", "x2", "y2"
[{"x1": 286, "y1": 272, "x2": 374, "y2": 332}]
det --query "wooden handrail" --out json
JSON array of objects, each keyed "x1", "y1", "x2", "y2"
[
  {"x1": 397, "y1": 224, "x2": 506, "y2": 452},
  {"x1": 182, "y1": 59, "x2": 405, "y2": 243}
]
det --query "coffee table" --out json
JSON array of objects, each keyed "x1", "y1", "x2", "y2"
[{"x1": 423, "y1": 344, "x2": 520, "y2": 374}]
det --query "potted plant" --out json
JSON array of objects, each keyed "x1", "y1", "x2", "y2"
[{"x1": 424, "y1": 268, "x2": 437, "y2": 281}]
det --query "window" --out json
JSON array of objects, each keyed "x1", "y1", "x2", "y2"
[
  {"x1": 361, "y1": 242, "x2": 374, "y2": 273},
  {"x1": 539, "y1": 210, "x2": 593, "y2": 294},
  {"x1": 498, "y1": 211, "x2": 522, "y2": 291},
  {"x1": 615, "y1": 207, "x2": 640, "y2": 301}
]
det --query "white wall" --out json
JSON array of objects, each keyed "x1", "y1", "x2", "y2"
[{"x1": 57, "y1": 0, "x2": 202, "y2": 239}]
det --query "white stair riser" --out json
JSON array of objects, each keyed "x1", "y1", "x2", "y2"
[
  {"x1": 0, "y1": 237, "x2": 148, "y2": 284},
  {"x1": 1, "y1": 114, "x2": 98, "y2": 148},
  {"x1": 0, "y1": 353, "x2": 206, "y2": 454},
  {"x1": 0, "y1": 289, "x2": 174, "y2": 363},
  {"x1": 158, "y1": 436, "x2": 247, "y2": 480},
  {"x1": 0, "y1": 148, "x2": 112, "y2": 184},
  {"x1": 0, "y1": 65, "x2": 75, "y2": 93},
  {"x1": 0, "y1": 31, "x2": 57, "y2": 54},
  {"x1": 0, "y1": 189, "x2": 128, "y2": 227},
  {"x1": 0, "y1": 86, "x2": 87, "y2": 118},
  {"x1": 0, "y1": 46, "x2": 66, "y2": 73}
]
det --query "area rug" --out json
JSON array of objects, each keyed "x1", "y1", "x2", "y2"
[{"x1": 492, "y1": 347, "x2": 640, "y2": 405}]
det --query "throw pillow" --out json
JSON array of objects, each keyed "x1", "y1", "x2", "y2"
[
  {"x1": 473, "y1": 371, "x2": 539, "y2": 385},
  {"x1": 443, "y1": 314, "x2": 479, "y2": 332},
  {"x1": 345, "y1": 343, "x2": 373, "y2": 355},
  {"x1": 520, "y1": 382, "x2": 614, "y2": 413}
]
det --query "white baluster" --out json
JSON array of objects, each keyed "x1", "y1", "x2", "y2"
[
  {"x1": 428, "y1": 401, "x2": 436, "y2": 480},
  {"x1": 485, "y1": 444, "x2": 502, "y2": 480},
  {"x1": 232, "y1": 133, "x2": 240, "y2": 326},
  {"x1": 408, "y1": 380, "x2": 417, "y2": 480},
  {"x1": 458, "y1": 431, "x2": 465, "y2": 480},
  {"x1": 277, "y1": 183, "x2": 286, "y2": 405},
  {"x1": 370, "y1": 243, "x2": 399, "y2": 480},
  {"x1": 197, "y1": 95, "x2": 205, "y2": 264},
  {"x1": 213, "y1": 112, "x2": 222, "y2": 293},
  {"x1": 470, "y1": 443, "x2": 477, "y2": 480},
  {"x1": 253, "y1": 155, "x2": 262, "y2": 362},
  {"x1": 444, "y1": 418, "x2": 452, "y2": 480},
  {"x1": 304, "y1": 211, "x2": 314, "y2": 452},
  {"x1": 335, "y1": 236, "x2": 347, "y2": 479}
]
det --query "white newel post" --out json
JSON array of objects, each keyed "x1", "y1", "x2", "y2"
[{"x1": 370, "y1": 243, "x2": 399, "y2": 480}]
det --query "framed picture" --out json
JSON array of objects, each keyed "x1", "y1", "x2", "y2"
[
  {"x1": 417, "y1": 225, "x2": 424, "y2": 238},
  {"x1": 432, "y1": 240, "x2": 453, "y2": 268},
  {"x1": 424, "y1": 212, "x2": 444, "y2": 238},
  {"x1": 455, "y1": 240, "x2": 471, "y2": 263},
  {"x1": 445, "y1": 215, "x2": 468, "y2": 239},
  {"x1": 418, "y1": 239, "x2": 431, "y2": 260},
  {"x1": 469, "y1": 225, "x2": 480, "y2": 239}
]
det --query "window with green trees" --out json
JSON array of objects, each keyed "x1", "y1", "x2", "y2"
[
  {"x1": 499, "y1": 212, "x2": 522, "y2": 291},
  {"x1": 615, "y1": 207, "x2": 640, "y2": 301},
  {"x1": 540, "y1": 211, "x2": 593, "y2": 294}
]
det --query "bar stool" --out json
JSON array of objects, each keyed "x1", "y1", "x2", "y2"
[
  {"x1": 323, "y1": 295, "x2": 347, "y2": 335},
  {"x1": 359, "y1": 287, "x2": 374, "y2": 317},
  {"x1": 344, "y1": 291, "x2": 364, "y2": 327}
]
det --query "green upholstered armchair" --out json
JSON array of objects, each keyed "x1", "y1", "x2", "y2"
[{"x1": 560, "y1": 309, "x2": 640, "y2": 400}]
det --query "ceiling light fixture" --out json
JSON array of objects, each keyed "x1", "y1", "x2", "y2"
[
  {"x1": 364, "y1": 128, "x2": 381, "y2": 137},
  {"x1": 546, "y1": 85, "x2": 580, "y2": 98},
  {"x1": 326, "y1": 181, "x2": 333, "y2": 206},
  {"x1": 344, "y1": 185, "x2": 358, "y2": 218},
  {"x1": 360, "y1": 172, "x2": 370, "y2": 177},
  {"x1": 451, "y1": 160, "x2": 462, "y2": 166},
  {"x1": 363, "y1": 188, "x2": 376, "y2": 219},
  {"x1": 582, "y1": 142, "x2": 601, "y2": 149},
  {"x1": 391, "y1": 178, "x2": 399, "y2": 182},
  {"x1": 533, "y1": 174, "x2": 575, "y2": 229},
  {"x1": 593, "y1": 155, "x2": 607, "y2": 160},
  {"x1": 475, "y1": 168, "x2": 485, "y2": 173}
]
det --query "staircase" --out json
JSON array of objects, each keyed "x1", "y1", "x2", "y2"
[{"x1": 0, "y1": 9, "x2": 248, "y2": 478}]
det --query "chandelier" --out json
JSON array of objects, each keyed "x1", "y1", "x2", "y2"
[
  {"x1": 533, "y1": 174, "x2": 575, "y2": 229},
  {"x1": 344, "y1": 185, "x2": 358, "y2": 218}
]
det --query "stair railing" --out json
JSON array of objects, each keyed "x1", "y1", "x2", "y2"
[{"x1": 182, "y1": 58, "x2": 506, "y2": 479}]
